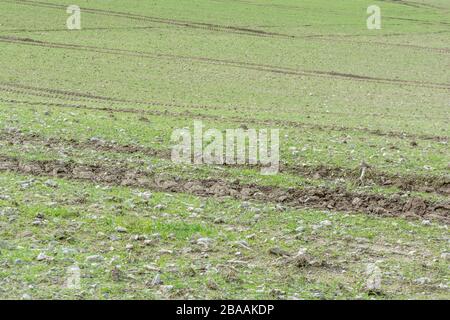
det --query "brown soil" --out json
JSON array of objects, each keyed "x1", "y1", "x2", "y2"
[
  {"x1": 2, "y1": 130, "x2": 449, "y2": 196},
  {"x1": 0, "y1": 155, "x2": 448, "y2": 222}
]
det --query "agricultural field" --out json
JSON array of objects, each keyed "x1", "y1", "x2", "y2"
[{"x1": 0, "y1": 0, "x2": 449, "y2": 300}]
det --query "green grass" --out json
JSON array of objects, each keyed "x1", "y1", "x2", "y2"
[
  {"x1": 0, "y1": 171, "x2": 449, "y2": 299},
  {"x1": 0, "y1": 0, "x2": 448, "y2": 300}
]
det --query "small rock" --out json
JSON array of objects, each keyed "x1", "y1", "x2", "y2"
[
  {"x1": 365, "y1": 263, "x2": 382, "y2": 293},
  {"x1": 352, "y1": 197, "x2": 362, "y2": 206},
  {"x1": 143, "y1": 239, "x2": 156, "y2": 246},
  {"x1": 295, "y1": 226, "x2": 304, "y2": 233},
  {"x1": 36, "y1": 212, "x2": 45, "y2": 219},
  {"x1": 137, "y1": 192, "x2": 152, "y2": 200},
  {"x1": 213, "y1": 217, "x2": 225, "y2": 224},
  {"x1": 355, "y1": 237, "x2": 370, "y2": 244},
  {"x1": 160, "y1": 285, "x2": 174, "y2": 293},
  {"x1": 196, "y1": 238, "x2": 213, "y2": 246},
  {"x1": 240, "y1": 201, "x2": 250, "y2": 209},
  {"x1": 36, "y1": 252, "x2": 52, "y2": 262},
  {"x1": 145, "y1": 264, "x2": 160, "y2": 272},
  {"x1": 62, "y1": 248, "x2": 78, "y2": 255},
  {"x1": 440, "y1": 252, "x2": 450, "y2": 261},
  {"x1": 269, "y1": 247, "x2": 291, "y2": 257},
  {"x1": 85, "y1": 255, "x2": 104, "y2": 263},
  {"x1": 421, "y1": 220, "x2": 431, "y2": 226},
  {"x1": 414, "y1": 277, "x2": 431, "y2": 285},
  {"x1": 151, "y1": 274, "x2": 163, "y2": 286},
  {"x1": 291, "y1": 249, "x2": 313, "y2": 268},
  {"x1": 21, "y1": 294, "x2": 32, "y2": 300},
  {"x1": 234, "y1": 240, "x2": 251, "y2": 250},
  {"x1": 110, "y1": 235, "x2": 120, "y2": 241},
  {"x1": 437, "y1": 283, "x2": 448, "y2": 289},
  {"x1": 115, "y1": 226, "x2": 128, "y2": 233},
  {"x1": 320, "y1": 220, "x2": 332, "y2": 227},
  {"x1": 89, "y1": 137, "x2": 104, "y2": 144},
  {"x1": 44, "y1": 179, "x2": 58, "y2": 188}
]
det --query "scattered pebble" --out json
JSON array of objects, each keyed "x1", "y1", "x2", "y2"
[
  {"x1": 269, "y1": 247, "x2": 291, "y2": 257},
  {"x1": 44, "y1": 179, "x2": 58, "y2": 188},
  {"x1": 320, "y1": 220, "x2": 332, "y2": 227},
  {"x1": 151, "y1": 274, "x2": 163, "y2": 286},
  {"x1": 145, "y1": 264, "x2": 160, "y2": 272},
  {"x1": 440, "y1": 252, "x2": 450, "y2": 261},
  {"x1": 137, "y1": 192, "x2": 152, "y2": 200},
  {"x1": 213, "y1": 217, "x2": 225, "y2": 224},
  {"x1": 295, "y1": 226, "x2": 304, "y2": 233},
  {"x1": 365, "y1": 263, "x2": 382, "y2": 293},
  {"x1": 21, "y1": 294, "x2": 32, "y2": 300},
  {"x1": 154, "y1": 204, "x2": 166, "y2": 210},
  {"x1": 196, "y1": 238, "x2": 213, "y2": 246},
  {"x1": 160, "y1": 285, "x2": 174, "y2": 293},
  {"x1": 414, "y1": 277, "x2": 431, "y2": 285},
  {"x1": 85, "y1": 255, "x2": 104, "y2": 263},
  {"x1": 115, "y1": 226, "x2": 128, "y2": 233},
  {"x1": 36, "y1": 252, "x2": 53, "y2": 262}
]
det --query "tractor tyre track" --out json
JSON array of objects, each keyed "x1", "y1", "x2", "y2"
[
  {"x1": 1, "y1": 36, "x2": 449, "y2": 90},
  {"x1": 0, "y1": 155, "x2": 448, "y2": 222},
  {"x1": 1, "y1": 96, "x2": 448, "y2": 144},
  {"x1": 1, "y1": 128, "x2": 449, "y2": 196},
  {"x1": 0, "y1": 82, "x2": 447, "y2": 122},
  {"x1": 4, "y1": 0, "x2": 293, "y2": 39}
]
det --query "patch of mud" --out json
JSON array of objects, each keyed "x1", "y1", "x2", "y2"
[
  {"x1": 0, "y1": 155, "x2": 448, "y2": 223},
  {"x1": 1, "y1": 130, "x2": 448, "y2": 196},
  {"x1": 285, "y1": 164, "x2": 450, "y2": 196}
]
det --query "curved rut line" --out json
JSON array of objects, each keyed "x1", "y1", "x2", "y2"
[
  {"x1": 6, "y1": 0, "x2": 450, "y2": 33},
  {"x1": 2, "y1": 26, "x2": 448, "y2": 55},
  {"x1": 316, "y1": 37, "x2": 450, "y2": 54},
  {"x1": 1, "y1": 96, "x2": 448, "y2": 144},
  {"x1": 4, "y1": 0, "x2": 293, "y2": 39},
  {"x1": 1, "y1": 130, "x2": 449, "y2": 196},
  {"x1": 0, "y1": 26, "x2": 158, "y2": 33},
  {"x1": 1, "y1": 83, "x2": 448, "y2": 122},
  {"x1": 0, "y1": 155, "x2": 448, "y2": 222},
  {"x1": 378, "y1": 0, "x2": 449, "y2": 10},
  {"x1": 1, "y1": 36, "x2": 449, "y2": 90}
]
